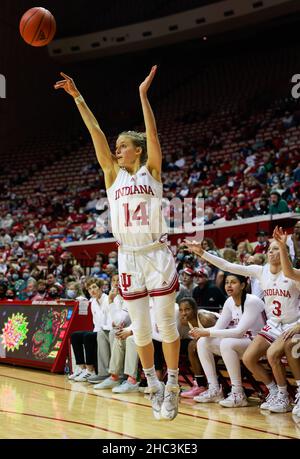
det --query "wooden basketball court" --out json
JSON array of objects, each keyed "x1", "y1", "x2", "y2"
[{"x1": 0, "y1": 365, "x2": 299, "y2": 439}]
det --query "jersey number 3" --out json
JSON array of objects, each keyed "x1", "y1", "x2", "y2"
[
  {"x1": 123, "y1": 202, "x2": 149, "y2": 227},
  {"x1": 272, "y1": 300, "x2": 282, "y2": 317}
]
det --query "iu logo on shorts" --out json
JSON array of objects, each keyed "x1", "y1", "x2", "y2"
[{"x1": 120, "y1": 273, "x2": 132, "y2": 292}]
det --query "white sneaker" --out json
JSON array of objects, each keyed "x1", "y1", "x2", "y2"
[
  {"x1": 74, "y1": 369, "x2": 96, "y2": 382},
  {"x1": 268, "y1": 393, "x2": 293, "y2": 413},
  {"x1": 292, "y1": 389, "x2": 300, "y2": 417},
  {"x1": 260, "y1": 391, "x2": 278, "y2": 410},
  {"x1": 219, "y1": 391, "x2": 248, "y2": 408},
  {"x1": 194, "y1": 385, "x2": 224, "y2": 403},
  {"x1": 68, "y1": 367, "x2": 84, "y2": 380},
  {"x1": 94, "y1": 376, "x2": 121, "y2": 390},
  {"x1": 112, "y1": 380, "x2": 140, "y2": 393},
  {"x1": 148, "y1": 382, "x2": 165, "y2": 420},
  {"x1": 161, "y1": 385, "x2": 180, "y2": 421}
]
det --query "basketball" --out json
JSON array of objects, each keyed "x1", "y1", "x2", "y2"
[{"x1": 19, "y1": 7, "x2": 56, "y2": 47}]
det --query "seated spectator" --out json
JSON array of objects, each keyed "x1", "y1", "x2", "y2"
[
  {"x1": 192, "y1": 267, "x2": 226, "y2": 312},
  {"x1": 108, "y1": 251, "x2": 118, "y2": 269},
  {"x1": 236, "y1": 240, "x2": 253, "y2": 264},
  {"x1": 215, "y1": 248, "x2": 238, "y2": 288},
  {"x1": 0, "y1": 258, "x2": 8, "y2": 275},
  {"x1": 269, "y1": 191, "x2": 289, "y2": 214},
  {"x1": 68, "y1": 278, "x2": 109, "y2": 382},
  {"x1": 93, "y1": 324, "x2": 140, "y2": 393},
  {"x1": 176, "y1": 267, "x2": 196, "y2": 302},
  {"x1": 204, "y1": 207, "x2": 219, "y2": 225},
  {"x1": 71, "y1": 264, "x2": 84, "y2": 281},
  {"x1": 286, "y1": 220, "x2": 300, "y2": 268},
  {"x1": 90, "y1": 261, "x2": 102, "y2": 278},
  {"x1": 65, "y1": 281, "x2": 87, "y2": 302},
  {"x1": 253, "y1": 230, "x2": 269, "y2": 255},
  {"x1": 46, "y1": 273, "x2": 62, "y2": 290},
  {"x1": 90, "y1": 274, "x2": 129, "y2": 385},
  {"x1": 256, "y1": 198, "x2": 269, "y2": 215},
  {"x1": 221, "y1": 237, "x2": 237, "y2": 253},
  {"x1": 32, "y1": 280, "x2": 47, "y2": 301},
  {"x1": 5, "y1": 288, "x2": 15, "y2": 300},
  {"x1": 201, "y1": 238, "x2": 220, "y2": 256},
  {"x1": 19, "y1": 279, "x2": 37, "y2": 301}
]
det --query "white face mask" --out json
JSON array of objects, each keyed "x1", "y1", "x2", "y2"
[{"x1": 67, "y1": 290, "x2": 77, "y2": 299}]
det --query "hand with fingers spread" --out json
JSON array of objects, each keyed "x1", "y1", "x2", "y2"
[
  {"x1": 282, "y1": 323, "x2": 300, "y2": 341},
  {"x1": 273, "y1": 225, "x2": 287, "y2": 247},
  {"x1": 183, "y1": 238, "x2": 204, "y2": 257},
  {"x1": 54, "y1": 72, "x2": 80, "y2": 98},
  {"x1": 139, "y1": 65, "x2": 157, "y2": 97}
]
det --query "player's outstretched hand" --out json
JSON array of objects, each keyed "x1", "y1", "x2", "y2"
[
  {"x1": 183, "y1": 239, "x2": 204, "y2": 257},
  {"x1": 273, "y1": 226, "x2": 287, "y2": 246},
  {"x1": 54, "y1": 72, "x2": 80, "y2": 98},
  {"x1": 139, "y1": 65, "x2": 157, "y2": 96},
  {"x1": 282, "y1": 323, "x2": 300, "y2": 341},
  {"x1": 188, "y1": 327, "x2": 207, "y2": 339}
]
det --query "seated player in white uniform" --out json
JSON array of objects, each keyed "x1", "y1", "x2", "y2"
[
  {"x1": 55, "y1": 67, "x2": 180, "y2": 421},
  {"x1": 185, "y1": 238, "x2": 300, "y2": 413},
  {"x1": 273, "y1": 226, "x2": 300, "y2": 418},
  {"x1": 189, "y1": 273, "x2": 265, "y2": 407}
]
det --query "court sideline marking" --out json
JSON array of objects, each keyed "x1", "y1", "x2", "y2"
[{"x1": 0, "y1": 372, "x2": 297, "y2": 439}]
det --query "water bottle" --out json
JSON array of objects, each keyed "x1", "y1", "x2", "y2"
[{"x1": 64, "y1": 356, "x2": 70, "y2": 376}]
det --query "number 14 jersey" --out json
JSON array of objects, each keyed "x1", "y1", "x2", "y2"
[{"x1": 107, "y1": 166, "x2": 167, "y2": 247}]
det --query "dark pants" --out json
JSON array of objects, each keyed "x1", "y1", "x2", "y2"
[
  {"x1": 71, "y1": 331, "x2": 97, "y2": 368},
  {"x1": 153, "y1": 338, "x2": 190, "y2": 371}
]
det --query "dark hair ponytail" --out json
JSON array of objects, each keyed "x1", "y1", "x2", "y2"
[{"x1": 240, "y1": 287, "x2": 247, "y2": 314}]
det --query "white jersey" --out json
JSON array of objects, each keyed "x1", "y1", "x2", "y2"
[
  {"x1": 203, "y1": 252, "x2": 300, "y2": 325},
  {"x1": 107, "y1": 166, "x2": 167, "y2": 247},
  {"x1": 209, "y1": 294, "x2": 266, "y2": 339}
]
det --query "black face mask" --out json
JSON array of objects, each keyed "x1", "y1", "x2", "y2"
[
  {"x1": 49, "y1": 291, "x2": 58, "y2": 298},
  {"x1": 38, "y1": 289, "x2": 46, "y2": 294},
  {"x1": 6, "y1": 295, "x2": 14, "y2": 299}
]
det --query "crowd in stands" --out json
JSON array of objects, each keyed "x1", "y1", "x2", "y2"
[
  {"x1": 0, "y1": 220, "x2": 273, "y2": 303},
  {"x1": 1, "y1": 94, "x2": 300, "y2": 252}
]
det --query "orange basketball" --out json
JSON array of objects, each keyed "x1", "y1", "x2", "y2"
[{"x1": 19, "y1": 7, "x2": 56, "y2": 47}]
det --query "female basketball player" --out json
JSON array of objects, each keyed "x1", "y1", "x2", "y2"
[
  {"x1": 178, "y1": 297, "x2": 219, "y2": 398},
  {"x1": 55, "y1": 67, "x2": 180, "y2": 421},
  {"x1": 184, "y1": 238, "x2": 300, "y2": 412},
  {"x1": 272, "y1": 226, "x2": 300, "y2": 417},
  {"x1": 190, "y1": 273, "x2": 265, "y2": 407}
]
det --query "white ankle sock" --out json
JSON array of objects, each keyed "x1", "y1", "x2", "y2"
[
  {"x1": 143, "y1": 366, "x2": 160, "y2": 390},
  {"x1": 277, "y1": 385, "x2": 288, "y2": 395}
]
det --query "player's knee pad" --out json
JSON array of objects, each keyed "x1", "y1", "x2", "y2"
[
  {"x1": 124, "y1": 297, "x2": 152, "y2": 346},
  {"x1": 152, "y1": 293, "x2": 179, "y2": 343},
  {"x1": 132, "y1": 325, "x2": 152, "y2": 347}
]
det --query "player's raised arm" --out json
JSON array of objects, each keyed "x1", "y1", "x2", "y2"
[
  {"x1": 184, "y1": 239, "x2": 263, "y2": 279},
  {"x1": 54, "y1": 72, "x2": 118, "y2": 188},
  {"x1": 273, "y1": 226, "x2": 300, "y2": 281},
  {"x1": 139, "y1": 66, "x2": 162, "y2": 181}
]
